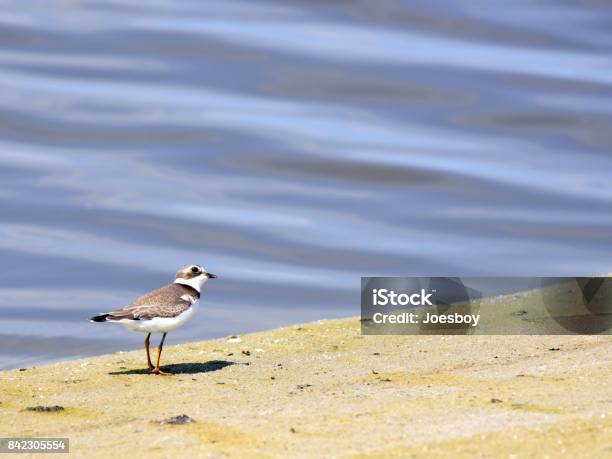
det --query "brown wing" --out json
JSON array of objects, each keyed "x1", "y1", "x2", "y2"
[{"x1": 103, "y1": 284, "x2": 194, "y2": 321}]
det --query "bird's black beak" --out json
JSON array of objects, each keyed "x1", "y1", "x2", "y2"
[{"x1": 207, "y1": 273, "x2": 217, "y2": 279}]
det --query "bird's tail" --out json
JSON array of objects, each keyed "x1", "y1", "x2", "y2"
[{"x1": 90, "y1": 313, "x2": 110, "y2": 323}]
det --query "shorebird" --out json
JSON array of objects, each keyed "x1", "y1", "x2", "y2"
[{"x1": 90, "y1": 264, "x2": 216, "y2": 375}]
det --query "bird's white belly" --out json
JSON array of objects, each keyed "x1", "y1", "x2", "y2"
[{"x1": 119, "y1": 301, "x2": 198, "y2": 334}]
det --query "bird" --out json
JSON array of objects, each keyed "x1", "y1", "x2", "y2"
[{"x1": 90, "y1": 264, "x2": 216, "y2": 375}]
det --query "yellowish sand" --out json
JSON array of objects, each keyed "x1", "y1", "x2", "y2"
[{"x1": 1, "y1": 318, "x2": 611, "y2": 458}]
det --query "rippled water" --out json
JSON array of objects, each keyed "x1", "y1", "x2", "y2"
[{"x1": 1, "y1": 1, "x2": 612, "y2": 369}]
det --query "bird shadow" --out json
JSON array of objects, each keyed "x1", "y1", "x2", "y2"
[{"x1": 108, "y1": 360, "x2": 235, "y2": 376}]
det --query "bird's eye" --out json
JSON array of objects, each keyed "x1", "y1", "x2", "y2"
[{"x1": 191, "y1": 266, "x2": 199, "y2": 273}]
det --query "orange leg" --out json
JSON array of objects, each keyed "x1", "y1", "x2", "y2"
[
  {"x1": 151, "y1": 333, "x2": 170, "y2": 375},
  {"x1": 144, "y1": 333, "x2": 154, "y2": 370}
]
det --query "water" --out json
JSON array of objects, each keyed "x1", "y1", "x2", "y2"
[{"x1": 1, "y1": 0, "x2": 612, "y2": 370}]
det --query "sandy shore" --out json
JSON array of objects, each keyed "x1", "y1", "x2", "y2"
[{"x1": 1, "y1": 318, "x2": 611, "y2": 458}]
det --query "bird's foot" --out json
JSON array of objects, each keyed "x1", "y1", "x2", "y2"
[{"x1": 150, "y1": 367, "x2": 171, "y2": 376}]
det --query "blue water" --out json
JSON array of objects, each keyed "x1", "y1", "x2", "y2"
[{"x1": 1, "y1": 0, "x2": 612, "y2": 369}]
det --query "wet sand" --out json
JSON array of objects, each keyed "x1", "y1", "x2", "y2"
[{"x1": 1, "y1": 318, "x2": 610, "y2": 458}]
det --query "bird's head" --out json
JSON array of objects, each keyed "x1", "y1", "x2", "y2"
[{"x1": 174, "y1": 264, "x2": 217, "y2": 292}]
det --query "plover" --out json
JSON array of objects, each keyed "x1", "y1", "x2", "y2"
[{"x1": 90, "y1": 264, "x2": 216, "y2": 375}]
